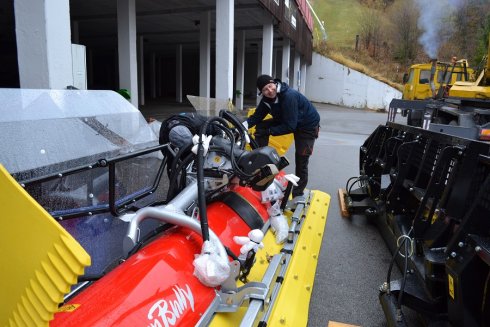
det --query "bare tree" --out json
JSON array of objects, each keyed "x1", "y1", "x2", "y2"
[
  {"x1": 360, "y1": 0, "x2": 394, "y2": 10},
  {"x1": 475, "y1": 13, "x2": 490, "y2": 67},
  {"x1": 449, "y1": 0, "x2": 490, "y2": 65},
  {"x1": 388, "y1": 0, "x2": 420, "y2": 64},
  {"x1": 357, "y1": 7, "x2": 383, "y2": 58}
]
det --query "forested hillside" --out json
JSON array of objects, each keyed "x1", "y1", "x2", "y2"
[{"x1": 311, "y1": 0, "x2": 490, "y2": 89}]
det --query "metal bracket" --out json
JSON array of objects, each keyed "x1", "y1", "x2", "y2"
[{"x1": 216, "y1": 282, "x2": 268, "y2": 312}]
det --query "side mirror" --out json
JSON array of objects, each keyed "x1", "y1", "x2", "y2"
[{"x1": 402, "y1": 73, "x2": 408, "y2": 84}]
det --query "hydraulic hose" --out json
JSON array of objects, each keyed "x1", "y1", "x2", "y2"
[
  {"x1": 219, "y1": 109, "x2": 259, "y2": 149},
  {"x1": 397, "y1": 239, "x2": 410, "y2": 309},
  {"x1": 386, "y1": 227, "x2": 413, "y2": 310},
  {"x1": 196, "y1": 131, "x2": 210, "y2": 242},
  {"x1": 184, "y1": 114, "x2": 258, "y2": 242},
  {"x1": 386, "y1": 238, "x2": 406, "y2": 289},
  {"x1": 167, "y1": 142, "x2": 194, "y2": 199},
  {"x1": 196, "y1": 117, "x2": 229, "y2": 242},
  {"x1": 167, "y1": 152, "x2": 195, "y2": 200},
  {"x1": 211, "y1": 123, "x2": 255, "y2": 180},
  {"x1": 346, "y1": 176, "x2": 361, "y2": 196}
]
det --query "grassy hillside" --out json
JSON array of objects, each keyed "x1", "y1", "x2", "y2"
[
  {"x1": 312, "y1": 0, "x2": 408, "y2": 90},
  {"x1": 311, "y1": 0, "x2": 490, "y2": 89},
  {"x1": 311, "y1": 0, "x2": 402, "y2": 89},
  {"x1": 314, "y1": 0, "x2": 363, "y2": 48}
]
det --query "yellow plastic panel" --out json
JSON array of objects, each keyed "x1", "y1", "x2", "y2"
[
  {"x1": 267, "y1": 191, "x2": 330, "y2": 327},
  {"x1": 0, "y1": 165, "x2": 90, "y2": 327},
  {"x1": 246, "y1": 108, "x2": 294, "y2": 156},
  {"x1": 211, "y1": 190, "x2": 330, "y2": 326}
]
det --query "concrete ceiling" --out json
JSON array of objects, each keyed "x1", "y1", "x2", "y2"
[{"x1": 70, "y1": 0, "x2": 277, "y2": 53}]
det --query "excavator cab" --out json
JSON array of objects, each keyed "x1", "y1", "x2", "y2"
[
  {"x1": 402, "y1": 59, "x2": 473, "y2": 101},
  {"x1": 449, "y1": 36, "x2": 490, "y2": 99},
  {"x1": 390, "y1": 35, "x2": 490, "y2": 141}
]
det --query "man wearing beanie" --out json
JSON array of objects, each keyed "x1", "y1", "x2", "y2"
[{"x1": 245, "y1": 74, "x2": 320, "y2": 202}]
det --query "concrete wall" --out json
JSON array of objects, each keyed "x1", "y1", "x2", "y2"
[{"x1": 305, "y1": 52, "x2": 401, "y2": 111}]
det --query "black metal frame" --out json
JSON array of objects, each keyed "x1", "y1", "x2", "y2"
[
  {"x1": 343, "y1": 122, "x2": 490, "y2": 326},
  {"x1": 19, "y1": 144, "x2": 169, "y2": 220}
]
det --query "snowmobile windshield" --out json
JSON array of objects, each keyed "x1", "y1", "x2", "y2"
[
  {"x1": 0, "y1": 88, "x2": 159, "y2": 181},
  {"x1": 186, "y1": 95, "x2": 248, "y2": 121},
  {"x1": 0, "y1": 88, "x2": 167, "y2": 278}
]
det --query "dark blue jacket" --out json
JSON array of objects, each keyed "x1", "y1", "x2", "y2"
[{"x1": 247, "y1": 81, "x2": 320, "y2": 136}]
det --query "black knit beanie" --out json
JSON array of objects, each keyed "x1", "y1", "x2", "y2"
[{"x1": 256, "y1": 74, "x2": 274, "y2": 94}]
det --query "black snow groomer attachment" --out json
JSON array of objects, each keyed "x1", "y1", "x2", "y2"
[{"x1": 339, "y1": 122, "x2": 490, "y2": 326}]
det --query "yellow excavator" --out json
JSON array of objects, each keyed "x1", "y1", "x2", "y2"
[
  {"x1": 449, "y1": 36, "x2": 490, "y2": 99},
  {"x1": 389, "y1": 35, "x2": 490, "y2": 141},
  {"x1": 402, "y1": 58, "x2": 474, "y2": 101}
]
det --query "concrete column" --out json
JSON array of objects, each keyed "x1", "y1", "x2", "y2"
[
  {"x1": 114, "y1": 50, "x2": 119, "y2": 86},
  {"x1": 138, "y1": 36, "x2": 145, "y2": 106},
  {"x1": 150, "y1": 52, "x2": 156, "y2": 99},
  {"x1": 281, "y1": 39, "x2": 290, "y2": 84},
  {"x1": 15, "y1": 0, "x2": 73, "y2": 89},
  {"x1": 176, "y1": 45, "x2": 183, "y2": 103},
  {"x1": 261, "y1": 20, "x2": 273, "y2": 76},
  {"x1": 215, "y1": 0, "x2": 234, "y2": 101},
  {"x1": 236, "y1": 30, "x2": 245, "y2": 110},
  {"x1": 300, "y1": 61, "x2": 307, "y2": 94},
  {"x1": 293, "y1": 52, "x2": 301, "y2": 91},
  {"x1": 71, "y1": 44, "x2": 87, "y2": 90},
  {"x1": 87, "y1": 48, "x2": 93, "y2": 88},
  {"x1": 257, "y1": 46, "x2": 262, "y2": 76},
  {"x1": 272, "y1": 48, "x2": 279, "y2": 78},
  {"x1": 117, "y1": 0, "x2": 138, "y2": 107},
  {"x1": 272, "y1": 49, "x2": 276, "y2": 77},
  {"x1": 200, "y1": 11, "x2": 211, "y2": 98}
]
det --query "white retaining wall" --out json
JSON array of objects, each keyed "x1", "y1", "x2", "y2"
[{"x1": 305, "y1": 52, "x2": 401, "y2": 111}]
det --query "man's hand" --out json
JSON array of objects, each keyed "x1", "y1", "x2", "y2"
[{"x1": 242, "y1": 120, "x2": 249, "y2": 130}]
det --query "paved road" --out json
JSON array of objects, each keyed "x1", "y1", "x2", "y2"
[{"x1": 281, "y1": 103, "x2": 404, "y2": 327}]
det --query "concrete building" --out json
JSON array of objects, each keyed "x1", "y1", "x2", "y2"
[{"x1": 1, "y1": 0, "x2": 314, "y2": 109}]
